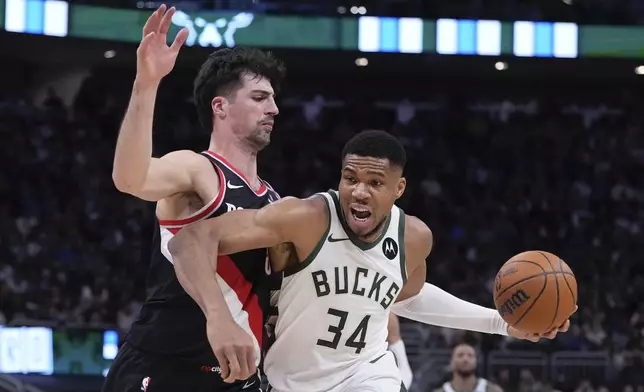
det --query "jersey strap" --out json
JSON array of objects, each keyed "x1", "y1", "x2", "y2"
[
  {"x1": 282, "y1": 192, "x2": 332, "y2": 277},
  {"x1": 201, "y1": 150, "x2": 268, "y2": 196},
  {"x1": 157, "y1": 159, "x2": 226, "y2": 228},
  {"x1": 396, "y1": 206, "x2": 407, "y2": 285}
]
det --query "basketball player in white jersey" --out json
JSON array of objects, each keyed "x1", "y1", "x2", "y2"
[
  {"x1": 387, "y1": 314, "x2": 413, "y2": 390},
  {"x1": 168, "y1": 130, "x2": 572, "y2": 391},
  {"x1": 434, "y1": 344, "x2": 503, "y2": 392}
]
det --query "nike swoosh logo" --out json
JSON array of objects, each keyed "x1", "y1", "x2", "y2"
[
  {"x1": 227, "y1": 180, "x2": 244, "y2": 189},
  {"x1": 328, "y1": 234, "x2": 350, "y2": 243},
  {"x1": 242, "y1": 380, "x2": 256, "y2": 389}
]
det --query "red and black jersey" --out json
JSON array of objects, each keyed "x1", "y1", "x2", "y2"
[{"x1": 126, "y1": 151, "x2": 281, "y2": 364}]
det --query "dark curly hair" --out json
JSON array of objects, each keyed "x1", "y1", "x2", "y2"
[
  {"x1": 193, "y1": 47, "x2": 286, "y2": 131},
  {"x1": 342, "y1": 130, "x2": 407, "y2": 171}
]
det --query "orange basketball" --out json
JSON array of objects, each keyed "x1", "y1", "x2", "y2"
[{"x1": 493, "y1": 250, "x2": 577, "y2": 334}]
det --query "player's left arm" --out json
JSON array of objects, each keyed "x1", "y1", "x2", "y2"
[
  {"x1": 387, "y1": 313, "x2": 413, "y2": 390},
  {"x1": 391, "y1": 215, "x2": 509, "y2": 336}
]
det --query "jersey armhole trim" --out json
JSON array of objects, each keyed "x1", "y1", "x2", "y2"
[
  {"x1": 398, "y1": 209, "x2": 407, "y2": 285},
  {"x1": 202, "y1": 150, "x2": 268, "y2": 196},
  {"x1": 283, "y1": 193, "x2": 331, "y2": 277},
  {"x1": 158, "y1": 163, "x2": 226, "y2": 227}
]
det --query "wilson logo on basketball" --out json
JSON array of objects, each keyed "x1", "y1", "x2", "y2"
[
  {"x1": 502, "y1": 267, "x2": 518, "y2": 277},
  {"x1": 498, "y1": 289, "x2": 531, "y2": 317}
]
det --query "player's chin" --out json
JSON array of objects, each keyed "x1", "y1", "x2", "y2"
[{"x1": 347, "y1": 214, "x2": 375, "y2": 236}]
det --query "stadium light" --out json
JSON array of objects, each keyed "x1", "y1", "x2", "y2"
[{"x1": 495, "y1": 61, "x2": 508, "y2": 71}]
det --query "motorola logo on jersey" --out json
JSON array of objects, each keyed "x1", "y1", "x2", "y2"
[{"x1": 382, "y1": 238, "x2": 398, "y2": 260}]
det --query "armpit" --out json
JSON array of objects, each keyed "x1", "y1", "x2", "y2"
[{"x1": 268, "y1": 242, "x2": 298, "y2": 271}]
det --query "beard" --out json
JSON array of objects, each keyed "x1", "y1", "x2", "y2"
[{"x1": 245, "y1": 127, "x2": 271, "y2": 151}]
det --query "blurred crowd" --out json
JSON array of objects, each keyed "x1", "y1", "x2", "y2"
[{"x1": 1, "y1": 67, "x2": 644, "y2": 390}]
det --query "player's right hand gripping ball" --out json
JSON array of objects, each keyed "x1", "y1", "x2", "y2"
[{"x1": 493, "y1": 250, "x2": 577, "y2": 334}]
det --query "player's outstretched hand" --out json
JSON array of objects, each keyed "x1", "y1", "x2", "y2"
[
  {"x1": 136, "y1": 4, "x2": 189, "y2": 88},
  {"x1": 507, "y1": 305, "x2": 577, "y2": 342},
  {"x1": 206, "y1": 318, "x2": 257, "y2": 383}
]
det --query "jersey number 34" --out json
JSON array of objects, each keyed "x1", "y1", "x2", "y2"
[{"x1": 316, "y1": 308, "x2": 371, "y2": 354}]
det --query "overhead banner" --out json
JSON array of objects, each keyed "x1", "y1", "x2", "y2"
[
  {"x1": 580, "y1": 25, "x2": 644, "y2": 58},
  {"x1": 63, "y1": 8, "x2": 585, "y2": 57},
  {"x1": 69, "y1": 6, "x2": 362, "y2": 50},
  {"x1": 513, "y1": 21, "x2": 578, "y2": 58},
  {"x1": 434, "y1": 19, "x2": 578, "y2": 58},
  {"x1": 357, "y1": 16, "x2": 423, "y2": 53},
  {"x1": 4, "y1": 0, "x2": 68, "y2": 37},
  {"x1": 3, "y1": 4, "x2": 644, "y2": 59}
]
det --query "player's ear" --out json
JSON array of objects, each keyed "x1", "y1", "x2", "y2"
[
  {"x1": 396, "y1": 177, "x2": 406, "y2": 199},
  {"x1": 211, "y1": 96, "x2": 227, "y2": 119}
]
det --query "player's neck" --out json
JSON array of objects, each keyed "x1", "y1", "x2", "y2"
[
  {"x1": 357, "y1": 215, "x2": 388, "y2": 243},
  {"x1": 208, "y1": 138, "x2": 259, "y2": 187},
  {"x1": 451, "y1": 375, "x2": 477, "y2": 391}
]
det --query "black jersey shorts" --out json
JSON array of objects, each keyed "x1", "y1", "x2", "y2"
[{"x1": 102, "y1": 342, "x2": 262, "y2": 392}]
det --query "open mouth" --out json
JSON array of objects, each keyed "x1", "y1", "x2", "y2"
[{"x1": 350, "y1": 206, "x2": 372, "y2": 222}]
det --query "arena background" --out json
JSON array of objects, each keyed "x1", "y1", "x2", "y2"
[{"x1": 1, "y1": 0, "x2": 644, "y2": 391}]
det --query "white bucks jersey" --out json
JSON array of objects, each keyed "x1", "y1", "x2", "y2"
[{"x1": 264, "y1": 190, "x2": 407, "y2": 392}]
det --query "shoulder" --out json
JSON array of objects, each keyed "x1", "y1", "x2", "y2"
[
  {"x1": 160, "y1": 149, "x2": 205, "y2": 162},
  {"x1": 160, "y1": 150, "x2": 212, "y2": 171},
  {"x1": 487, "y1": 382, "x2": 504, "y2": 392},
  {"x1": 269, "y1": 194, "x2": 327, "y2": 212},
  {"x1": 259, "y1": 195, "x2": 330, "y2": 243},
  {"x1": 404, "y1": 214, "x2": 432, "y2": 240},
  {"x1": 404, "y1": 214, "x2": 433, "y2": 255},
  {"x1": 259, "y1": 195, "x2": 329, "y2": 224}
]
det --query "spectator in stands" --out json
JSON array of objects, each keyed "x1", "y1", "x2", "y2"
[{"x1": 432, "y1": 343, "x2": 503, "y2": 392}]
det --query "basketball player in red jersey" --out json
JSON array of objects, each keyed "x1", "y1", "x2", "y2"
[{"x1": 103, "y1": 5, "x2": 284, "y2": 392}]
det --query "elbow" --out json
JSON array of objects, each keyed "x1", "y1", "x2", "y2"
[
  {"x1": 168, "y1": 224, "x2": 211, "y2": 263},
  {"x1": 112, "y1": 171, "x2": 138, "y2": 194},
  {"x1": 112, "y1": 162, "x2": 146, "y2": 194},
  {"x1": 168, "y1": 229, "x2": 191, "y2": 261}
]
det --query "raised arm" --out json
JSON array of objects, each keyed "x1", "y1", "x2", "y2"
[{"x1": 112, "y1": 5, "x2": 190, "y2": 201}]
